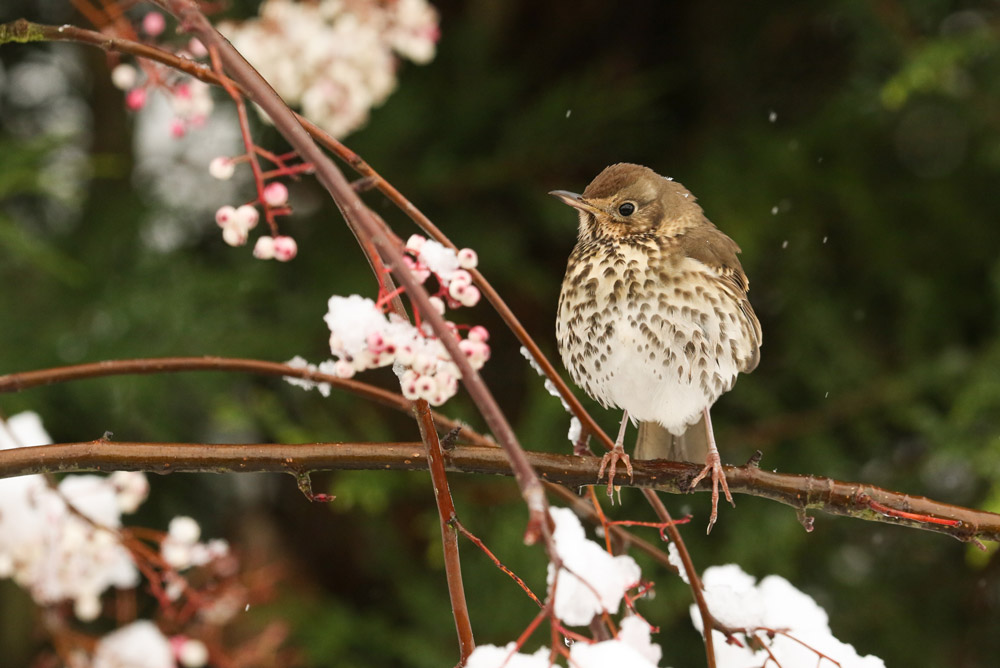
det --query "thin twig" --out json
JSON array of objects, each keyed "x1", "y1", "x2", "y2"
[
  {"x1": 0, "y1": 357, "x2": 480, "y2": 443},
  {"x1": 453, "y1": 518, "x2": 543, "y2": 608},
  {"x1": 208, "y1": 44, "x2": 279, "y2": 233}
]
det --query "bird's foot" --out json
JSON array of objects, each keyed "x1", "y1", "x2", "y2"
[
  {"x1": 689, "y1": 449, "x2": 734, "y2": 533},
  {"x1": 597, "y1": 444, "x2": 633, "y2": 499}
]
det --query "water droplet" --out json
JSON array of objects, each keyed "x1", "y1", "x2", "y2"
[
  {"x1": 565, "y1": 109, "x2": 572, "y2": 118},
  {"x1": 824, "y1": 391, "x2": 829, "y2": 398},
  {"x1": 781, "y1": 240, "x2": 789, "y2": 249},
  {"x1": 770, "y1": 206, "x2": 779, "y2": 215},
  {"x1": 768, "y1": 110, "x2": 777, "y2": 123},
  {"x1": 822, "y1": 236, "x2": 828, "y2": 244}
]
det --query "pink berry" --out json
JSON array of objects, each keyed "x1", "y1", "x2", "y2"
[
  {"x1": 367, "y1": 331, "x2": 386, "y2": 353},
  {"x1": 234, "y1": 205, "x2": 259, "y2": 230},
  {"x1": 394, "y1": 343, "x2": 414, "y2": 365},
  {"x1": 413, "y1": 267, "x2": 432, "y2": 283},
  {"x1": 221, "y1": 223, "x2": 248, "y2": 247},
  {"x1": 272, "y1": 235, "x2": 297, "y2": 262},
  {"x1": 142, "y1": 12, "x2": 166, "y2": 37},
  {"x1": 125, "y1": 87, "x2": 146, "y2": 111},
  {"x1": 412, "y1": 353, "x2": 434, "y2": 375},
  {"x1": 187, "y1": 38, "x2": 208, "y2": 58},
  {"x1": 333, "y1": 359, "x2": 355, "y2": 379},
  {"x1": 459, "y1": 285, "x2": 481, "y2": 307},
  {"x1": 215, "y1": 205, "x2": 237, "y2": 227},
  {"x1": 468, "y1": 325, "x2": 489, "y2": 342},
  {"x1": 209, "y1": 156, "x2": 235, "y2": 180},
  {"x1": 263, "y1": 182, "x2": 289, "y2": 207},
  {"x1": 400, "y1": 370, "x2": 420, "y2": 400},
  {"x1": 457, "y1": 248, "x2": 478, "y2": 269},
  {"x1": 415, "y1": 375, "x2": 437, "y2": 400},
  {"x1": 110, "y1": 64, "x2": 137, "y2": 91},
  {"x1": 253, "y1": 236, "x2": 275, "y2": 260}
]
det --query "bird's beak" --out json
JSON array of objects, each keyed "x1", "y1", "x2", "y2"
[{"x1": 549, "y1": 190, "x2": 603, "y2": 216}]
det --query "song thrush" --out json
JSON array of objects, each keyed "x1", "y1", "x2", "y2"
[{"x1": 552, "y1": 163, "x2": 761, "y2": 530}]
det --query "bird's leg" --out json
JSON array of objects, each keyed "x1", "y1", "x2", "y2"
[
  {"x1": 597, "y1": 410, "x2": 634, "y2": 497},
  {"x1": 689, "y1": 408, "x2": 735, "y2": 532}
]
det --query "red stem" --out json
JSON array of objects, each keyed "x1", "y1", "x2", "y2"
[
  {"x1": 207, "y1": 45, "x2": 279, "y2": 234},
  {"x1": 642, "y1": 488, "x2": 716, "y2": 668},
  {"x1": 413, "y1": 399, "x2": 476, "y2": 660},
  {"x1": 453, "y1": 518, "x2": 543, "y2": 608}
]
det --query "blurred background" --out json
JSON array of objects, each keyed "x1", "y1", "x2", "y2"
[{"x1": 2, "y1": 0, "x2": 1000, "y2": 666}]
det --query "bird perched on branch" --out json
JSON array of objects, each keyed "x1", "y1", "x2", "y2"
[{"x1": 552, "y1": 163, "x2": 761, "y2": 530}]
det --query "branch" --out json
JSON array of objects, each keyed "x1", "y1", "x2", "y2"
[
  {"x1": 1, "y1": 441, "x2": 997, "y2": 543},
  {"x1": 0, "y1": 356, "x2": 481, "y2": 443},
  {"x1": 639, "y1": 488, "x2": 716, "y2": 668},
  {"x1": 147, "y1": 0, "x2": 553, "y2": 550},
  {"x1": 0, "y1": 18, "x2": 614, "y2": 454},
  {"x1": 413, "y1": 400, "x2": 476, "y2": 659}
]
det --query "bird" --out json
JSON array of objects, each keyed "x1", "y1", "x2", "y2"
[{"x1": 552, "y1": 163, "x2": 761, "y2": 530}]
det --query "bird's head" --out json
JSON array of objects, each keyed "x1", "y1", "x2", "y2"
[{"x1": 550, "y1": 163, "x2": 704, "y2": 242}]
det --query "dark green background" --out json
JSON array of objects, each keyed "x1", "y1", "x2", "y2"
[{"x1": 2, "y1": 1, "x2": 1000, "y2": 666}]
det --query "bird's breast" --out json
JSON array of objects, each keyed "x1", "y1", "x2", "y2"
[{"x1": 556, "y1": 240, "x2": 752, "y2": 433}]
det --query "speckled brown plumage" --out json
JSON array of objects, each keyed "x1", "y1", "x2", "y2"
[{"x1": 551, "y1": 163, "x2": 761, "y2": 530}]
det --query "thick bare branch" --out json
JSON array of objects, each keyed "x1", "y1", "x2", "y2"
[{"x1": 1, "y1": 441, "x2": 997, "y2": 543}]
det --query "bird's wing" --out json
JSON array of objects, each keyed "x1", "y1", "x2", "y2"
[{"x1": 676, "y1": 223, "x2": 762, "y2": 373}]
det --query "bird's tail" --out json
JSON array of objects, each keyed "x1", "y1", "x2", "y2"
[{"x1": 634, "y1": 416, "x2": 709, "y2": 463}]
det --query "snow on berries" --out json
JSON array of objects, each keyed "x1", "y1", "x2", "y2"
[
  {"x1": 406, "y1": 236, "x2": 481, "y2": 308},
  {"x1": 289, "y1": 236, "x2": 487, "y2": 406}
]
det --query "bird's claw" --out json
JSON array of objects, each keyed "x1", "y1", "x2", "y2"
[
  {"x1": 689, "y1": 449, "x2": 734, "y2": 533},
  {"x1": 597, "y1": 445, "x2": 633, "y2": 500}
]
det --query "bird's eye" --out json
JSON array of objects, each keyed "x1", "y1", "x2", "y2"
[{"x1": 618, "y1": 202, "x2": 636, "y2": 217}]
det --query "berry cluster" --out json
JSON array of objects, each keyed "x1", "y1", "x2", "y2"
[
  {"x1": 213, "y1": 172, "x2": 298, "y2": 260},
  {"x1": 0, "y1": 412, "x2": 231, "y2": 625},
  {"x1": 320, "y1": 235, "x2": 489, "y2": 405},
  {"x1": 220, "y1": 0, "x2": 440, "y2": 138},
  {"x1": 110, "y1": 9, "x2": 213, "y2": 140}
]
